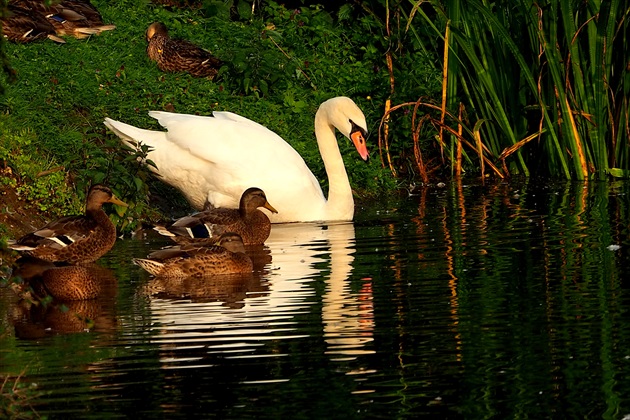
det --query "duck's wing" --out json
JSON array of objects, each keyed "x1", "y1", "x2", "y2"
[
  {"x1": 12, "y1": 216, "x2": 97, "y2": 250},
  {"x1": 154, "y1": 209, "x2": 239, "y2": 240},
  {"x1": 59, "y1": 0, "x2": 104, "y2": 25},
  {"x1": 145, "y1": 244, "x2": 225, "y2": 261},
  {"x1": 171, "y1": 39, "x2": 221, "y2": 62}
]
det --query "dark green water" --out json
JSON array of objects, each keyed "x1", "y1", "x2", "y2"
[{"x1": 2, "y1": 180, "x2": 630, "y2": 418}]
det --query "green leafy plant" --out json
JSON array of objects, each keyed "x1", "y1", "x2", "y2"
[{"x1": 0, "y1": 0, "x2": 418, "y2": 235}]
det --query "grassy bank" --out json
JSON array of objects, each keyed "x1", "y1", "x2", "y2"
[{"x1": 1, "y1": 0, "x2": 441, "y2": 234}]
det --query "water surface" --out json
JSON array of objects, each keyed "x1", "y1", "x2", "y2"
[{"x1": 2, "y1": 180, "x2": 630, "y2": 418}]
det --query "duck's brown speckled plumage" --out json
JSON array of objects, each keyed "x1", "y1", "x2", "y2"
[
  {"x1": 8, "y1": 184, "x2": 127, "y2": 264},
  {"x1": 134, "y1": 232, "x2": 254, "y2": 278},
  {"x1": 1, "y1": 3, "x2": 64, "y2": 43},
  {"x1": 154, "y1": 187, "x2": 277, "y2": 246},
  {"x1": 146, "y1": 21, "x2": 222, "y2": 79}
]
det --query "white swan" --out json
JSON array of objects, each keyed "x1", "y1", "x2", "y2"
[{"x1": 103, "y1": 96, "x2": 369, "y2": 223}]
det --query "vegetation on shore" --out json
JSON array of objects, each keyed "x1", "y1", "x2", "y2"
[
  {"x1": 0, "y1": 0, "x2": 628, "y2": 237},
  {"x1": 0, "y1": 0, "x2": 440, "y2": 236}
]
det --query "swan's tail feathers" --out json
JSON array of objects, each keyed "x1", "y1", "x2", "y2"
[
  {"x1": 104, "y1": 117, "x2": 141, "y2": 150},
  {"x1": 103, "y1": 117, "x2": 164, "y2": 153},
  {"x1": 133, "y1": 258, "x2": 164, "y2": 276}
]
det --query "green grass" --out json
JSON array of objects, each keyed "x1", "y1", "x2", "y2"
[{"x1": 1, "y1": 0, "x2": 428, "y2": 230}]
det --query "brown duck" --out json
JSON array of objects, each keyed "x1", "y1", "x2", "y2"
[
  {"x1": 7, "y1": 184, "x2": 127, "y2": 264},
  {"x1": 133, "y1": 232, "x2": 254, "y2": 278},
  {"x1": 1, "y1": 3, "x2": 65, "y2": 43},
  {"x1": 8, "y1": 0, "x2": 115, "y2": 39},
  {"x1": 146, "y1": 21, "x2": 223, "y2": 79},
  {"x1": 154, "y1": 187, "x2": 277, "y2": 246}
]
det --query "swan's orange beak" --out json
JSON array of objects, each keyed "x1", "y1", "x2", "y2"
[{"x1": 350, "y1": 129, "x2": 369, "y2": 161}]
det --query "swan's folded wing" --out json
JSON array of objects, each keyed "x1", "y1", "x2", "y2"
[
  {"x1": 211, "y1": 111, "x2": 276, "y2": 134},
  {"x1": 147, "y1": 110, "x2": 318, "y2": 187}
]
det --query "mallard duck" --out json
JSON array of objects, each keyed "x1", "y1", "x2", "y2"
[
  {"x1": 9, "y1": 0, "x2": 115, "y2": 39},
  {"x1": 104, "y1": 97, "x2": 369, "y2": 223},
  {"x1": 7, "y1": 184, "x2": 127, "y2": 264},
  {"x1": 133, "y1": 232, "x2": 253, "y2": 278},
  {"x1": 1, "y1": 3, "x2": 65, "y2": 43},
  {"x1": 154, "y1": 187, "x2": 278, "y2": 246},
  {"x1": 145, "y1": 21, "x2": 223, "y2": 79}
]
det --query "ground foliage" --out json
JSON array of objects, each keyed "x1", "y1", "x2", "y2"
[{"x1": 0, "y1": 0, "x2": 444, "y2": 235}]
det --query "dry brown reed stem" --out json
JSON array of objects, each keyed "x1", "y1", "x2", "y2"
[
  {"x1": 382, "y1": 66, "x2": 396, "y2": 176},
  {"x1": 413, "y1": 113, "x2": 430, "y2": 183},
  {"x1": 439, "y1": 21, "x2": 451, "y2": 156},
  {"x1": 456, "y1": 103, "x2": 463, "y2": 177},
  {"x1": 498, "y1": 132, "x2": 541, "y2": 164},
  {"x1": 379, "y1": 3, "x2": 397, "y2": 177},
  {"x1": 36, "y1": 166, "x2": 64, "y2": 178},
  {"x1": 473, "y1": 120, "x2": 487, "y2": 179},
  {"x1": 564, "y1": 96, "x2": 588, "y2": 177},
  {"x1": 378, "y1": 99, "x2": 505, "y2": 180}
]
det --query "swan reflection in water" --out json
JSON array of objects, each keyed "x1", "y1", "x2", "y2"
[{"x1": 144, "y1": 221, "x2": 374, "y2": 367}]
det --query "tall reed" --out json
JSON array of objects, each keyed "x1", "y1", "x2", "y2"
[{"x1": 384, "y1": 0, "x2": 629, "y2": 180}]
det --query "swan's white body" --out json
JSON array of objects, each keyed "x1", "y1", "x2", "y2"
[{"x1": 104, "y1": 96, "x2": 369, "y2": 223}]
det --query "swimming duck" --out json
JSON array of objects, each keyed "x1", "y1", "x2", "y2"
[
  {"x1": 133, "y1": 232, "x2": 253, "y2": 278},
  {"x1": 104, "y1": 96, "x2": 369, "y2": 223},
  {"x1": 7, "y1": 184, "x2": 127, "y2": 264},
  {"x1": 145, "y1": 21, "x2": 223, "y2": 79},
  {"x1": 154, "y1": 187, "x2": 278, "y2": 246},
  {"x1": 1, "y1": 3, "x2": 65, "y2": 43}
]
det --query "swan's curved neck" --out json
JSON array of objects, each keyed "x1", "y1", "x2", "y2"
[{"x1": 314, "y1": 110, "x2": 353, "y2": 218}]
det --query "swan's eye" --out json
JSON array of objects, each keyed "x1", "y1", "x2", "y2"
[{"x1": 349, "y1": 120, "x2": 368, "y2": 144}]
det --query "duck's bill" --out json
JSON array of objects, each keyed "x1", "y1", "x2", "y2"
[
  {"x1": 264, "y1": 202, "x2": 279, "y2": 214},
  {"x1": 109, "y1": 196, "x2": 129, "y2": 207}
]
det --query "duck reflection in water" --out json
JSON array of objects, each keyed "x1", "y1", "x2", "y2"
[
  {"x1": 136, "y1": 232, "x2": 272, "y2": 309},
  {"x1": 7, "y1": 257, "x2": 119, "y2": 337},
  {"x1": 144, "y1": 222, "x2": 374, "y2": 365},
  {"x1": 142, "y1": 272, "x2": 266, "y2": 310}
]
